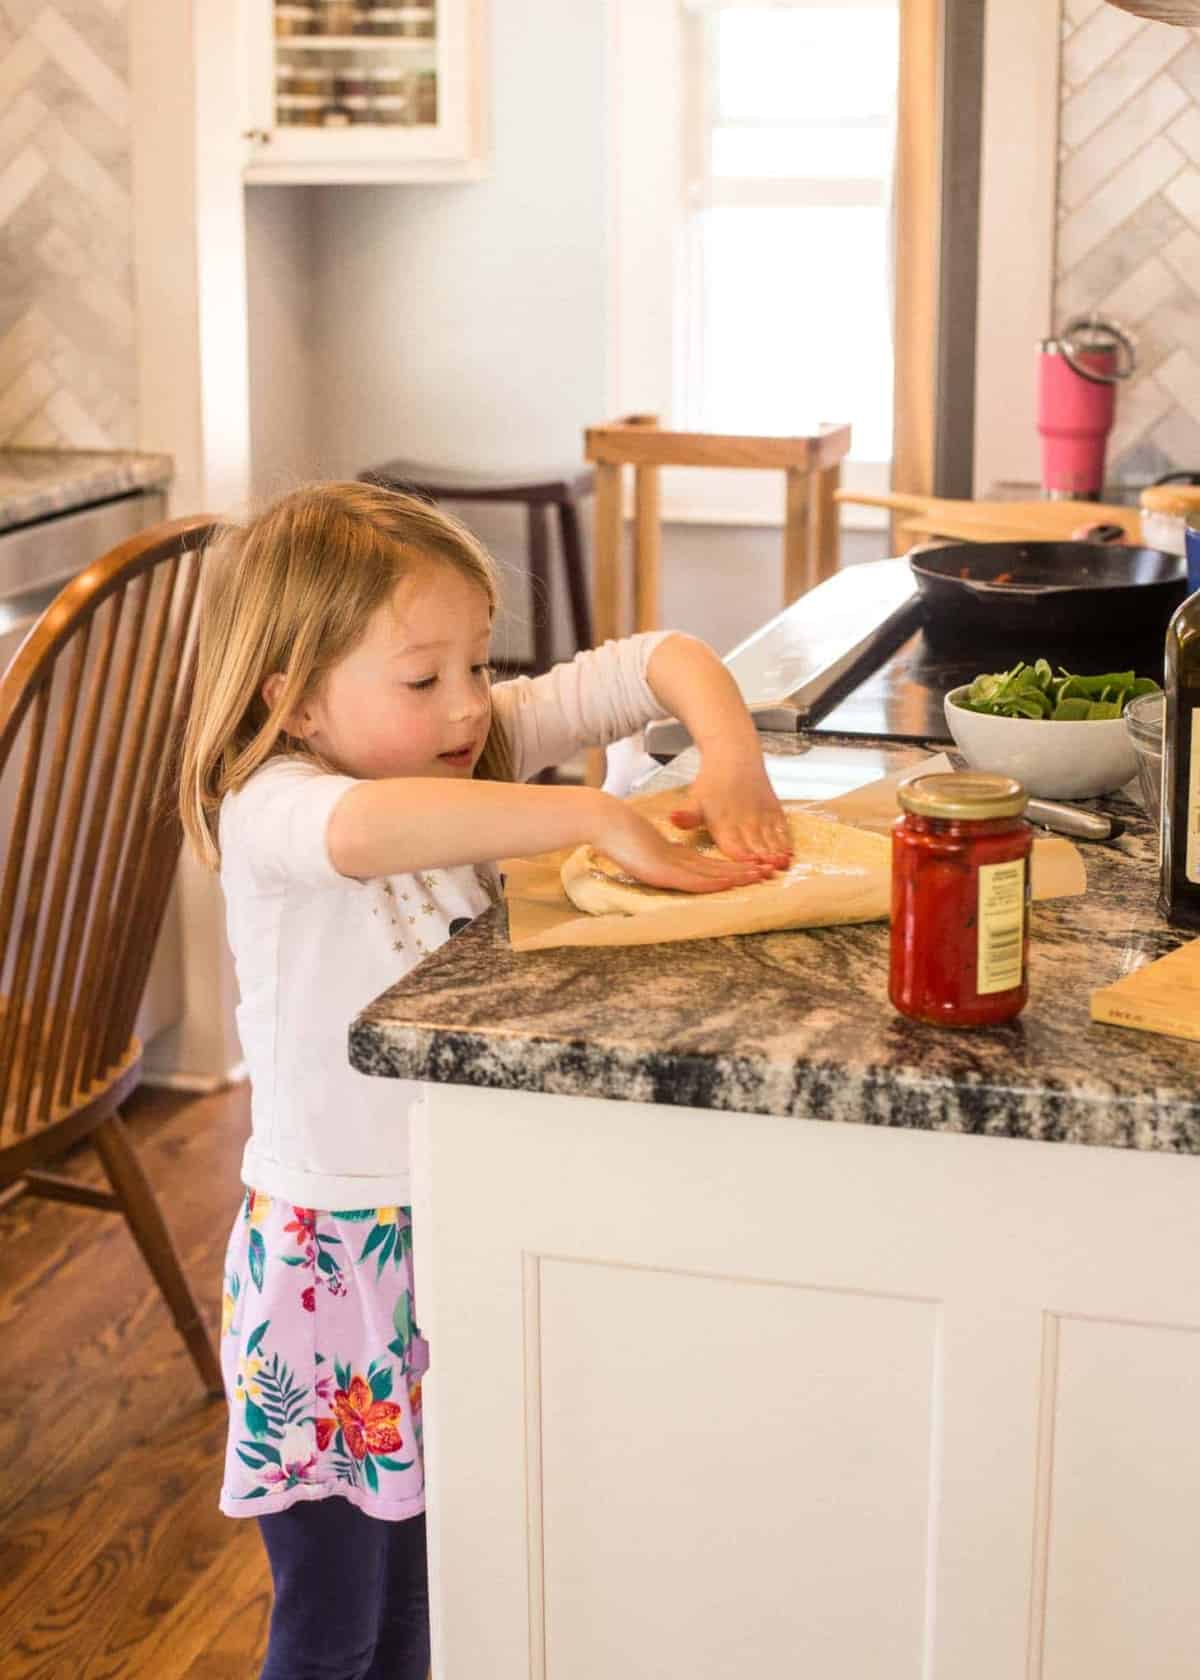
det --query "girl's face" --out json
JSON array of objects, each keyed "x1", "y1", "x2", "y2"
[{"x1": 279, "y1": 561, "x2": 495, "y2": 780}]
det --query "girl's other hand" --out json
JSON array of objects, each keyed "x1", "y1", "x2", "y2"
[
  {"x1": 669, "y1": 757, "x2": 792, "y2": 866},
  {"x1": 598, "y1": 804, "x2": 777, "y2": 896}
]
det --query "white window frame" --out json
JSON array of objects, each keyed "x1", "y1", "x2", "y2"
[{"x1": 608, "y1": 0, "x2": 894, "y2": 528}]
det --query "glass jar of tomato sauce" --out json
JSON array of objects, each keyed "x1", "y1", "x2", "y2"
[{"x1": 890, "y1": 772, "x2": 1032, "y2": 1027}]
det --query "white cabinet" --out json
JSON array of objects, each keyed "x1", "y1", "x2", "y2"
[
  {"x1": 411, "y1": 1085, "x2": 1200, "y2": 1680},
  {"x1": 241, "y1": 0, "x2": 486, "y2": 183}
]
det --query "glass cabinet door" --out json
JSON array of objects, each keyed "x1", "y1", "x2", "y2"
[{"x1": 245, "y1": 0, "x2": 484, "y2": 181}]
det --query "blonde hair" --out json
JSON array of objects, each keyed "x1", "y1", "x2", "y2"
[{"x1": 180, "y1": 479, "x2": 514, "y2": 869}]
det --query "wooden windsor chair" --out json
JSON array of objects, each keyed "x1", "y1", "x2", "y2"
[{"x1": 0, "y1": 515, "x2": 222, "y2": 1395}]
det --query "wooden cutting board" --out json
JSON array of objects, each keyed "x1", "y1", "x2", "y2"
[
  {"x1": 836, "y1": 490, "x2": 1143, "y2": 545},
  {"x1": 1090, "y1": 937, "x2": 1200, "y2": 1043}
]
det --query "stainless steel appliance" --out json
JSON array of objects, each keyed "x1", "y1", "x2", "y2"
[{"x1": 645, "y1": 555, "x2": 1171, "y2": 755}]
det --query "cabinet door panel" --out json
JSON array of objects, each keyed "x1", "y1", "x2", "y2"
[
  {"x1": 538, "y1": 1257, "x2": 937, "y2": 1680},
  {"x1": 1042, "y1": 1316, "x2": 1200, "y2": 1680}
]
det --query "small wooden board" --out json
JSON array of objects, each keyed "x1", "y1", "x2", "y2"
[
  {"x1": 1090, "y1": 937, "x2": 1200, "y2": 1043},
  {"x1": 836, "y1": 489, "x2": 1142, "y2": 545}
]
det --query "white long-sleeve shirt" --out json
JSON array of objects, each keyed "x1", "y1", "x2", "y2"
[{"x1": 218, "y1": 633, "x2": 671, "y2": 1210}]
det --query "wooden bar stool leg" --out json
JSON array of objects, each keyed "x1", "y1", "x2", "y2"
[
  {"x1": 92, "y1": 1110, "x2": 224, "y2": 1396},
  {"x1": 633, "y1": 463, "x2": 661, "y2": 634},
  {"x1": 783, "y1": 467, "x2": 812, "y2": 607},
  {"x1": 592, "y1": 461, "x2": 623, "y2": 646},
  {"x1": 588, "y1": 461, "x2": 625, "y2": 785},
  {"x1": 528, "y1": 502, "x2": 554, "y2": 676},
  {"x1": 557, "y1": 493, "x2": 594, "y2": 651},
  {"x1": 812, "y1": 462, "x2": 842, "y2": 584}
]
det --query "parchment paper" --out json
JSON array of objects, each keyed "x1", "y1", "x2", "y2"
[{"x1": 502, "y1": 752, "x2": 1087, "y2": 951}]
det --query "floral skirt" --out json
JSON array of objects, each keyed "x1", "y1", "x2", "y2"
[{"x1": 219, "y1": 1189, "x2": 428, "y2": 1522}]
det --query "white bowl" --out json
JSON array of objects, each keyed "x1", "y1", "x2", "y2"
[{"x1": 944, "y1": 685, "x2": 1139, "y2": 799}]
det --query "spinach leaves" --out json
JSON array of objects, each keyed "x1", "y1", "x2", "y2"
[{"x1": 953, "y1": 659, "x2": 1160, "y2": 721}]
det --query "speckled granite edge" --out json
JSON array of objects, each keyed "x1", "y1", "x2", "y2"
[
  {"x1": 0, "y1": 450, "x2": 174, "y2": 532},
  {"x1": 349, "y1": 1010, "x2": 1200, "y2": 1155}
]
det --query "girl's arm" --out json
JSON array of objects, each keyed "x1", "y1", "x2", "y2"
[
  {"x1": 325, "y1": 775, "x2": 776, "y2": 894},
  {"x1": 490, "y1": 633, "x2": 674, "y2": 783},
  {"x1": 645, "y1": 634, "x2": 793, "y2": 864}
]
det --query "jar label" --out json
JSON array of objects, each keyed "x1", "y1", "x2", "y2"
[
  {"x1": 1189, "y1": 711, "x2": 1200, "y2": 885},
  {"x1": 977, "y1": 859, "x2": 1026, "y2": 995}
]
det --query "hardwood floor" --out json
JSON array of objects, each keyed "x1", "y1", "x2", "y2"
[{"x1": 0, "y1": 1080, "x2": 272, "y2": 1678}]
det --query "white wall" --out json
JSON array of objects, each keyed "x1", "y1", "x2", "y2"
[
  {"x1": 306, "y1": 0, "x2": 609, "y2": 480},
  {"x1": 246, "y1": 185, "x2": 320, "y2": 499}
]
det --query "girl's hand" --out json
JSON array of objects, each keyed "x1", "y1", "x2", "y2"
[
  {"x1": 668, "y1": 755, "x2": 792, "y2": 866},
  {"x1": 597, "y1": 802, "x2": 778, "y2": 895},
  {"x1": 642, "y1": 635, "x2": 791, "y2": 864}
]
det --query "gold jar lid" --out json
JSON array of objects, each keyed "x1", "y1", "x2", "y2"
[{"x1": 898, "y1": 771, "x2": 1027, "y2": 820}]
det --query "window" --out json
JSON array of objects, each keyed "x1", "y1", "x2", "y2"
[
  {"x1": 682, "y1": 1, "x2": 899, "y2": 463},
  {"x1": 610, "y1": 0, "x2": 899, "y2": 522}
]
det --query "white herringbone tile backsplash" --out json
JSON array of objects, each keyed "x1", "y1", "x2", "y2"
[
  {"x1": 1058, "y1": 1, "x2": 1200, "y2": 481},
  {"x1": 0, "y1": 0, "x2": 135, "y2": 451}
]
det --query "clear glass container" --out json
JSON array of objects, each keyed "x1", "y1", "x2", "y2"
[
  {"x1": 1124, "y1": 690, "x2": 1164, "y2": 831},
  {"x1": 1159, "y1": 587, "x2": 1200, "y2": 927},
  {"x1": 276, "y1": 5, "x2": 318, "y2": 37},
  {"x1": 316, "y1": 0, "x2": 364, "y2": 34},
  {"x1": 275, "y1": 94, "x2": 326, "y2": 125}
]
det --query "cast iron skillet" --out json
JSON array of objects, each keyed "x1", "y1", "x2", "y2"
[{"x1": 908, "y1": 541, "x2": 1187, "y2": 639}]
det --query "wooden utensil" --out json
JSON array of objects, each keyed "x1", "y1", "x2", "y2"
[
  {"x1": 836, "y1": 489, "x2": 1143, "y2": 545},
  {"x1": 1090, "y1": 937, "x2": 1200, "y2": 1043}
]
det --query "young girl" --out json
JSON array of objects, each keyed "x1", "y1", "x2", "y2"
[{"x1": 180, "y1": 480, "x2": 790, "y2": 1680}]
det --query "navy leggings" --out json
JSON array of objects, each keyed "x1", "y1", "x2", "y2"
[{"x1": 257, "y1": 1497, "x2": 430, "y2": 1680}]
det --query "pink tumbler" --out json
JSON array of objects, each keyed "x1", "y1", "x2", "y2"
[{"x1": 1037, "y1": 315, "x2": 1136, "y2": 500}]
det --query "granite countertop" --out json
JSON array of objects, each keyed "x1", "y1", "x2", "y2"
[
  {"x1": 350, "y1": 735, "x2": 1200, "y2": 1154},
  {"x1": 0, "y1": 449, "x2": 174, "y2": 534}
]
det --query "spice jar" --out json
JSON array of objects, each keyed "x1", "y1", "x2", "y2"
[
  {"x1": 373, "y1": 94, "x2": 409, "y2": 123},
  {"x1": 334, "y1": 68, "x2": 370, "y2": 98},
  {"x1": 364, "y1": 6, "x2": 406, "y2": 33},
  {"x1": 395, "y1": 6, "x2": 436, "y2": 37},
  {"x1": 275, "y1": 5, "x2": 318, "y2": 37},
  {"x1": 292, "y1": 65, "x2": 335, "y2": 97},
  {"x1": 276, "y1": 94, "x2": 325, "y2": 126},
  {"x1": 317, "y1": 0, "x2": 363, "y2": 32},
  {"x1": 367, "y1": 64, "x2": 408, "y2": 97},
  {"x1": 413, "y1": 68, "x2": 437, "y2": 123},
  {"x1": 890, "y1": 772, "x2": 1032, "y2": 1027}
]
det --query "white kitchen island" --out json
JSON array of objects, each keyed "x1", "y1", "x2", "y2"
[{"x1": 351, "y1": 741, "x2": 1200, "y2": 1680}]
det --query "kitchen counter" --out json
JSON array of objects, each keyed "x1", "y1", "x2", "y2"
[
  {"x1": 351, "y1": 634, "x2": 1200, "y2": 1679},
  {"x1": 351, "y1": 735, "x2": 1200, "y2": 1154},
  {"x1": 0, "y1": 448, "x2": 173, "y2": 534}
]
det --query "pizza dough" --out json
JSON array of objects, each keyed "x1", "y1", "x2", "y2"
[{"x1": 560, "y1": 808, "x2": 891, "y2": 918}]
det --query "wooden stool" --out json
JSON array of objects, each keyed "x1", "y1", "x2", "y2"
[
  {"x1": 359, "y1": 460, "x2": 595, "y2": 674},
  {"x1": 582, "y1": 416, "x2": 852, "y2": 645}
]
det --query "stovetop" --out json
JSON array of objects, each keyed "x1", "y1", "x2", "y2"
[
  {"x1": 808, "y1": 622, "x2": 1170, "y2": 743},
  {"x1": 642, "y1": 557, "x2": 1173, "y2": 761}
]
